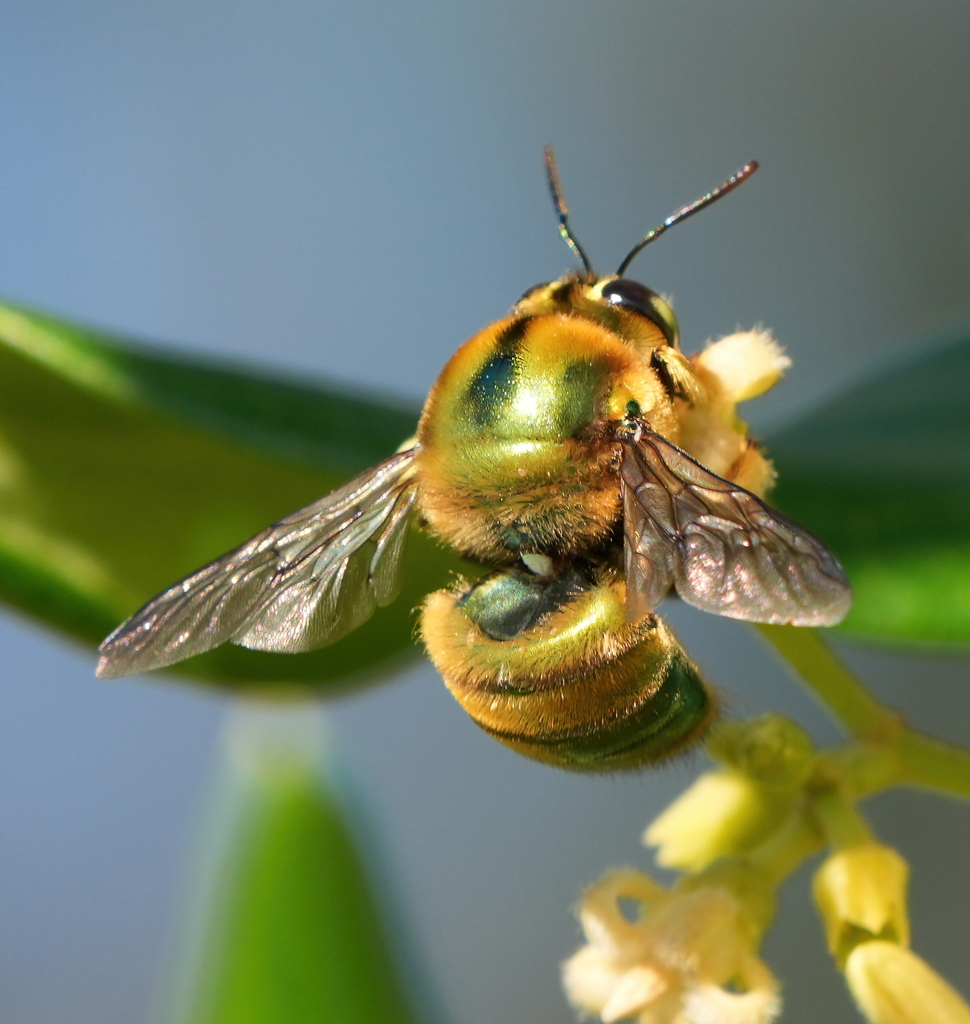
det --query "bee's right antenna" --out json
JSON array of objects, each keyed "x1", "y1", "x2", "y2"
[{"x1": 544, "y1": 146, "x2": 595, "y2": 281}]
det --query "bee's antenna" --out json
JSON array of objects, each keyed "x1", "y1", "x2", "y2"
[
  {"x1": 615, "y1": 161, "x2": 759, "y2": 278},
  {"x1": 544, "y1": 146, "x2": 595, "y2": 281}
]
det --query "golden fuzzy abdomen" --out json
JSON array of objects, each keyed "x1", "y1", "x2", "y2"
[{"x1": 421, "y1": 566, "x2": 712, "y2": 770}]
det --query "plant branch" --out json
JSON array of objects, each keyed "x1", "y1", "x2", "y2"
[
  {"x1": 754, "y1": 625, "x2": 890, "y2": 739},
  {"x1": 895, "y1": 730, "x2": 970, "y2": 802},
  {"x1": 756, "y1": 624, "x2": 970, "y2": 803}
]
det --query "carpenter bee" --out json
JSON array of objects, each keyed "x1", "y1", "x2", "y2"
[{"x1": 97, "y1": 151, "x2": 851, "y2": 771}]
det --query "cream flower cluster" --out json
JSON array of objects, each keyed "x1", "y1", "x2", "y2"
[
  {"x1": 562, "y1": 870, "x2": 779, "y2": 1024},
  {"x1": 562, "y1": 713, "x2": 970, "y2": 1024}
]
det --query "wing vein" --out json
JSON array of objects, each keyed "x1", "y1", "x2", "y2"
[
  {"x1": 621, "y1": 428, "x2": 851, "y2": 626},
  {"x1": 97, "y1": 447, "x2": 421, "y2": 677}
]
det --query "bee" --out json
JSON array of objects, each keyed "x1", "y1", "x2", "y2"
[{"x1": 97, "y1": 151, "x2": 851, "y2": 771}]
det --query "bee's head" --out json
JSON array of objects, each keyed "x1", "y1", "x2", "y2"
[
  {"x1": 522, "y1": 148, "x2": 757, "y2": 348},
  {"x1": 514, "y1": 274, "x2": 680, "y2": 348},
  {"x1": 587, "y1": 277, "x2": 679, "y2": 347}
]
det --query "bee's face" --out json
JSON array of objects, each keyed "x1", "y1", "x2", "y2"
[
  {"x1": 97, "y1": 152, "x2": 851, "y2": 774},
  {"x1": 514, "y1": 275, "x2": 680, "y2": 351}
]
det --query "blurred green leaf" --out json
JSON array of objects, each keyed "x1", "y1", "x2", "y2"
[
  {"x1": 161, "y1": 706, "x2": 424, "y2": 1024},
  {"x1": 0, "y1": 300, "x2": 465, "y2": 691},
  {"x1": 768, "y1": 321, "x2": 970, "y2": 650}
]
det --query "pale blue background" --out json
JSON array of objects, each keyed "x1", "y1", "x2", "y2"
[{"x1": 2, "y1": 2, "x2": 970, "y2": 1022}]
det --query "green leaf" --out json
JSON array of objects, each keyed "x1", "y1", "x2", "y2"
[
  {"x1": 159, "y1": 707, "x2": 424, "y2": 1024},
  {"x1": 0, "y1": 300, "x2": 466, "y2": 690},
  {"x1": 768, "y1": 322, "x2": 970, "y2": 650}
]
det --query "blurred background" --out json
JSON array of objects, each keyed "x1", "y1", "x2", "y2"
[{"x1": 2, "y1": 1, "x2": 970, "y2": 1022}]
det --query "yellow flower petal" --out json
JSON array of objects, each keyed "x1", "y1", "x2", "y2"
[
  {"x1": 683, "y1": 983, "x2": 780, "y2": 1024},
  {"x1": 694, "y1": 330, "x2": 790, "y2": 403},
  {"x1": 601, "y1": 965, "x2": 670, "y2": 1022},
  {"x1": 845, "y1": 941, "x2": 970, "y2": 1024},
  {"x1": 562, "y1": 945, "x2": 629, "y2": 1013},
  {"x1": 813, "y1": 844, "x2": 909, "y2": 961},
  {"x1": 578, "y1": 867, "x2": 667, "y2": 952},
  {"x1": 645, "y1": 771, "x2": 788, "y2": 873},
  {"x1": 563, "y1": 870, "x2": 782, "y2": 1024}
]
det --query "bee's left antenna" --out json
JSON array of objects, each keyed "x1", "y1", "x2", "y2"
[
  {"x1": 616, "y1": 161, "x2": 759, "y2": 278},
  {"x1": 544, "y1": 146, "x2": 594, "y2": 280}
]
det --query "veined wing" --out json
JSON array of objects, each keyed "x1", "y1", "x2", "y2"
[
  {"x1": 620, "y1": 429, "x2": 851, "y2": 626},
  {"x1": 97, "y1": 447, "x2": 420, "y2": 679}
]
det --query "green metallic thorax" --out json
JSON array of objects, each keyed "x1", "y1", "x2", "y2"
[
  {"x1": 416, "y1": 311, "x2": 664, "y2": 557},
  {"x1": 425, "y1": 317, "x2": 608, "y2": 435}
]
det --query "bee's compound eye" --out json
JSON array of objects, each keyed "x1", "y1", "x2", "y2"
[{"x1": 601, "y1": 278, "x2": 679, "y2": 345}]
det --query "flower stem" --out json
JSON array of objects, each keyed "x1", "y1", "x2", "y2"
[
  {"x1": 748, "y1": 810, "x2": 822, "y2": 885},
  {"x1": 754, "y1": 625, "x2": 890, "y2": 739},
  {"x1": 812, "y1": 786, "x2": 874, "y2": 848},
  {"x1": 755, "y1": 624, "x2": 970, "y2": 803},
  {"x1": 896, "y1": 730, "x2": 970, "y2": 802}
]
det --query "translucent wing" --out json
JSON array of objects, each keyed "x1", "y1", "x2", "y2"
[
  {"x1": 621, "y1": 429, "x2": 852, "y2": 626},
  {"x1": 97, "y1": 447, "x2": 420, "y2": 679}
]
